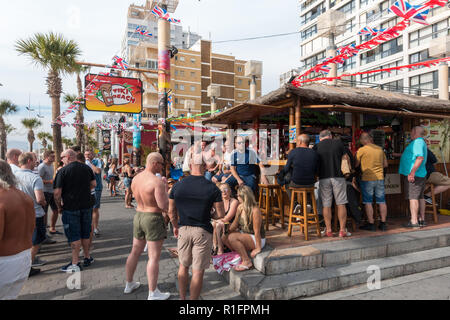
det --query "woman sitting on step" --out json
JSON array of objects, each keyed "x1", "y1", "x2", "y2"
[{"x1": 222, "y1": 185, "x2": 266, "y2": 271}]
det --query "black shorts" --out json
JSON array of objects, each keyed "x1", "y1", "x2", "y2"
[{"x1": 44, "y1": 192, "x2": 58, "y2": 214}]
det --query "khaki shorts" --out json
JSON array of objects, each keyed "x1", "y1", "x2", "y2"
[
  {"x1": 178, "y1": 226, "x2": 213, "y2": 271},
  {"x1": 133, "y1": 211, "x2": 167, "y2": 242},
  {"x1": 403, "y1": 175, "x2": 426, "y2": 200},
  {"x1": 427, "y1": 172, "x2": 450, "y2": 186},
  {"x1": 319, "y1": 178, "x2": 348, "y2": 207}
]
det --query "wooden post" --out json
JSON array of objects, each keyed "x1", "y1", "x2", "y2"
[
  {"x1": 351, "y1": 113, "x2": 360, "y2": 154},
  {"x1": 295, "y1": 98, "x2": 301, "y2": 147},
  {"x1": 289, "y1": 106, "x2": 295, "y2": 150},
  {"x1": 253, "y1": 117, "x2": 260, "y2": 152}
]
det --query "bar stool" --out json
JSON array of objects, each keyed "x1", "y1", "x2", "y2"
[
  {"x1": 287, "y1": 187, "x2": 321, "y2": 241},
  {"x1": 424, "y1": 184, "x2": 438, "y2": 224},
  {"x1": 258, "y1": 184, "x2": 284, "y2": 230}
]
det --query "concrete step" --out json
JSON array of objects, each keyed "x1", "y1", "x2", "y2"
[
  {"x1": 253, "y1": 227, "x2": 450, "y2": 275},
  {"x1": 225, "y1": 246, "x2": 450, "y2": 300}
]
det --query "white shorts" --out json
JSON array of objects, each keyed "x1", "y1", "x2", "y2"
[
  {"x1": 0, "y1": 249, "x2": 31, "y2": 300},
  {"x1": 250, "y1": 234, "x2": 266, "y2": 250}
]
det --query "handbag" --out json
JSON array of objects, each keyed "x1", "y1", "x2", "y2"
[{"x1": 341, "y1": 155, "x2": 352, "y2": 179}]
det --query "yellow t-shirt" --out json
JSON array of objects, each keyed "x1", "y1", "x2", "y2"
[{"x1": 356, "y1": 144, "x2": 387, "y2": 181}]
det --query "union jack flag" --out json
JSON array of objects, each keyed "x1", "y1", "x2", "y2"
[
  {"x1": 410, "y1": 5, "x2": 430, "y2": 25},
  {"x1": 151, "y1": 5, "x2": 181, "y2": 23},
  {"x1": 389, "y1": 0, "x2": 429, "y2": 24},
  {"x1": 313, "y1": 65, "x2": 331, "y2": 74},
  {"x1": 358, "y1": 27, "x2": 386, "y2": 36},
  {"x1": 135, "y1": 26, "x2": 153, "y2": 37},
  {"x1": 112, "y1": 55, "x2": 129, "y2": 70},
  {"x1": 337, "y1": 43, "x2": 359, "y2": 56}
]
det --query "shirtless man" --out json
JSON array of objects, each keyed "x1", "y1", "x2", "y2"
[
  {"x1": 0, "y1": 160, "x2": 35, "y2": 299},
  {"x1": 124, "y1": 152, "x2": 171, "y2": 300}
]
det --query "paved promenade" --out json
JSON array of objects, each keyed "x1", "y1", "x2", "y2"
[{"x1": 18, "y1": 190, "x2": 243, "y2": 300}]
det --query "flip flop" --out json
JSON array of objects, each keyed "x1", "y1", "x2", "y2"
[{"x1": 234, "y1": 264, "x2": 253, "y2": 272}]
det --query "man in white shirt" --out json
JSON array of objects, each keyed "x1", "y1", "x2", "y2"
[{"x1": 6, "y1": 149, "x2": 22, "y2": 174}]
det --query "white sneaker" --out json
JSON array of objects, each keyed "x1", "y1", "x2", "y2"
[
  {"x1": 147, "y1": 288, "x2": 170, "y2": 300},
  {"x1": 124, "y1": 281, "x2": 141, "y2": 294}
]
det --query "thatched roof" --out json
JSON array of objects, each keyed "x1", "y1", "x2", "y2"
[{"x1": 203, "y1": 83, "x2": 450, "y2": 124}]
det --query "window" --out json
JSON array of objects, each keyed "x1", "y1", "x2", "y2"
[
  {"x1": 337, "y1": 54, "x2": 356, "y2": 72},
  {"x1": 360, "y1": 37, "x2": 402, "y2": 65},
  {"x1": 131, "y1": 11, "x2": 139, "y2": 17},
  {"x1": 175, "y1": 98, "x2": 179, "y2": 104},
  {"x1": 179, "y1": 56, "x2": 185, "y2": 62},
  {"x1": 302, "y1": 51, "x2": 326, "y2": 70},
  {"x1": 175, "y1": 70, "x2": 178, "y2": 76},
  {"x1": 190, "y1": 58, "x2": 196, "y2": 63},
  {"x1": 338, "y1": 0, "x2": 355, "y2": 15},
  {"x1": 345, "y1": 18, "x2": 355, "y2": 34},
  {"x1": 409, "y1": 18, "x2": 449, "y2": 48},
  {"x1": 237, "y1": 93, "x2": 243, "y2": 98},
  {"x1": 301, "y1": 24, "x2": 317, "y2": 41},
  {"x1": 360, "y1": 60, "x2": 402, "y2": 82},
  {"x1": 360, "y1": 0, "x2": 369, "y2": 8},
  {"x1": 180, "y1": 70, "x2": 185, "y2": 76},
  {"x1": 190, "y1": 85, "x2": 195, "y2": 92},
  {"x1": 410, "y1": 71, "x2": 438, "y2": 92},
  {"x1": 146, "y1": 60, "x2": 158, "y2": 70},
  {"x1": 300, "y1": 2, "x2": 326, "y2": 26},
  {"x1": 409, "y1": 49, "x2": 430, "y2": 64},
  {"x1": 175, "y1": 84, "x2": 178, "y2": 90},
  {"x1": 238, "y1": 66, "x2": 243, "y2": 72},
  {"x1": 238, "y1": 79, "x2": 242, "y2": 85},
  {"x1": 179, "y1": 84, "x2": 185, "y2": 90},
  {"x1": 190, "y1": 72, "x2": 195, "y2": 77},
  {"x1": 383, "y1": 79, "x2": 404, "y2": 93}
]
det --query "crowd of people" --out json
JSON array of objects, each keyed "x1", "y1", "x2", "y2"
[
  {"x1": 0, "y1": 147, "x2": 104, "y2": 299},
  {"x1": 1, "y1": 124, "x2": 449, "y2": 301}
]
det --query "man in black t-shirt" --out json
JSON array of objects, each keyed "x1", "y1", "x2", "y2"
[
  {"x1": 313, "y1": 130, "x2": 349, "y2": 238},
  {"x1": 54, "y1": 149, "x2": 96, "y2": 273},
  {"x1": 168, "y1": 141, "x2": 225, "y2": 300}
]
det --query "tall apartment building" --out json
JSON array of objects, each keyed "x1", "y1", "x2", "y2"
[
  {"x1": 120, "y1": 1, "x2": 201, "y2": 60},
  {"x1": 128, "y1": 40, "x2": 262, "y2": 119},
  {"x1": 284, "y1": 0, "x2": 450, "y2": 96}
]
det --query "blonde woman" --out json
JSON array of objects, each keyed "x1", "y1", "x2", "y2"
[
  {"x1": 212, "y1": 183, "x2": 239, "y2": 255},
  {"x1": 222, "y1": 185, "x2": 265, "y2": 271},
  {"x1": 108, "y1": 158, "x2": 119, "y2": 196}
]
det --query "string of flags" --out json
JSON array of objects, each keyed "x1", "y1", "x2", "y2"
[
  {"x1": 293, "y1": 56, "x2": 450, "y2": 86},
  {"x1": 112, "y1": 55, "x2": 129, "y2": 70},
  {"x1": 151, "y1": 5, "x2": 181, "y2": 23},
  {"x1": 291, "y1": 0, "x2": 447, "y2": 87},
  {"x1": 135, "y1": 26, "x2": 153, "y2": 37}
]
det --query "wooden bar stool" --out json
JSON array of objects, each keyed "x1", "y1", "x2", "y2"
[
  {"x1": 258, "y1": 184, "x2": 284, "y2": 230},
  {"x1": 424, "y1": 184, "x2": 438, "y2": 224},
  {"x1": 287, "y1": 187, "x2": 321, "y2": 241}
]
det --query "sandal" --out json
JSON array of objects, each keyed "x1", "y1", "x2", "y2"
[{"x1": 234, "y1": 263, "x2": 253, "y2": 272}]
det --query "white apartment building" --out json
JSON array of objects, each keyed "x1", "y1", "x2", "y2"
[
  {"x1": 283, "y1": 0, "x2": 450, "y2": 96},
  {"x1": 120, "y1": 1, "x2": 201, "y2": 61}
]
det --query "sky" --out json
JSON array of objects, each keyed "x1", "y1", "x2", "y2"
[{"x1": 0, "y1": 0, "x2": 301, "y2": 148}]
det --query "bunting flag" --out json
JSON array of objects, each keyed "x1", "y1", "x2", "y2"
[
  {"x1": 112, "y1": 55, "x2": 129, "y2": 70},
  {"x1": 135, "y1": 26, "x2": 153, "y2": 37},
  {"x1": 358, "y1": 27, "x2": 386, "y2": 36},
  {"x1": 292, "y1": 56, "x2": 450, "y2": 86},
  {"x1": 292, "y1": 0, "x2": 440, "y2": 86},
  {"x1": 151, "y1": 5, "x2": 181, "y2": 23}
]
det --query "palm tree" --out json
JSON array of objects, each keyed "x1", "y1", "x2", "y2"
[
  {"x1": 21, "y1": 118, "x2": 42, "y2": 152},
  {"x1": 37, "y1": 131, "x2": 52, "y2": 150},
  {"x1": 71, "y1": 64, "x2": 88, "y2": 153},
  {"x1": 62, "y1": 137, "x2": 73, "y2": 149},
  {"x1": 0, "y1": 100, "x2": 18, "y2": 160},
  {"x1": 5, "y1": 124, "x2": 16, "y2": 135},
  {"x1": 15, "y1": 32, "x2": 82, "y2": 168}
]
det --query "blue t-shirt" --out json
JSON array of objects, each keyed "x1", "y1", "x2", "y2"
[
  {"x1": 231, "y1": 149, "x2": 260, "y2": 177},
  {"x1": 91, "y1": 158, "x2": 103, "y2": 191},
  {"x1": 399, "y1": 137, "x2": 428, "y2": 178}
]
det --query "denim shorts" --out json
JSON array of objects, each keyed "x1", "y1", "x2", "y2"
[
  {"x1": 32, "y1": 217, "x2": 46, "y2": 246},
  {"x1": 124, "y1": 177, "x2": 132, "y2": 188},
  {"x1": 94, "y1": 190, "x2": 102, "y2": 209},
  {"x1": 62, "y1": 208, "x2": 93, "y2": 243},
  {"x1": 361, "y1": 180, "x2": 386, "y2": 204}
]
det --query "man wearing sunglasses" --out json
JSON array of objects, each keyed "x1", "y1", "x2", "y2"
[{"x1": 227, "y1": 136, "x2": 269, "y2": 193}]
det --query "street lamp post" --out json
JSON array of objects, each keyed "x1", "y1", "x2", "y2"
[{"x1": 245, "y1": 61, "x2": 263, "y2": 101}]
